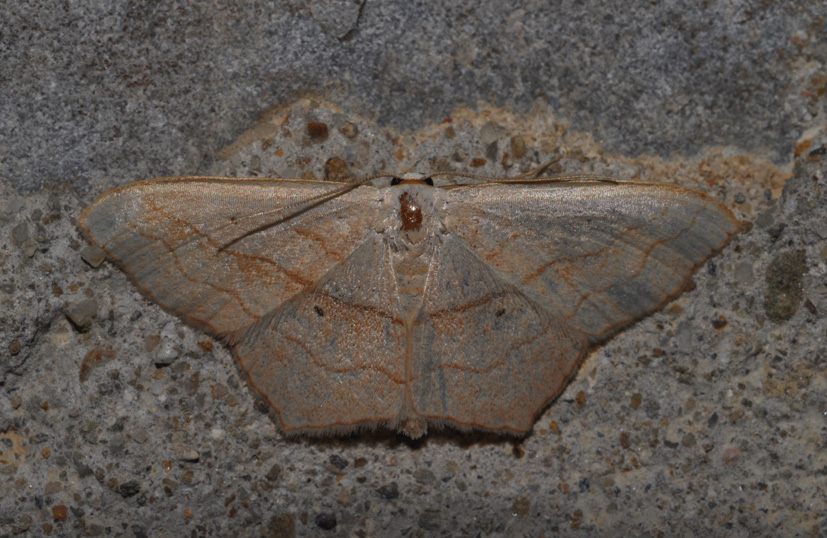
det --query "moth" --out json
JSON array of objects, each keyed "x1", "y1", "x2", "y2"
[{"x1": 80, "y1": 171, "x2": 738, "y2": 438}]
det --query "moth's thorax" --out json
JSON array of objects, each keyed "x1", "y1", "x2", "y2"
[
  {"x1": 399, "y1": 192, "x2": 423, "y2": 232},
  {"x1": 385, "y1": 181, "x2": 443, "y2": 323}
]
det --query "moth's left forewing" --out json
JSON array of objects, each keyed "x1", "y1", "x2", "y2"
[
  {"x1": 79, "y1": 177, "x2": 383, "y2": 337},
  {"x1": 441, "y1": 178, "x2": 739, "y2": 340}
]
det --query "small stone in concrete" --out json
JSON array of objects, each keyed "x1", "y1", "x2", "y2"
[
  {"x1": 314, "y1": 512, "x2": 337, "y2": 531},
  {"x1": 154, "y1": 342, "x2": 179, "y2": 366},
  {"x1": 65, "y1": 299, "x2": 99, "y2": 330},
  {"x1": 376, "y1": 482, "x2": 399, "y2": 500},
  {"x1": 11, "y1": 222, "x2": 29, "y2": 245},
  {"x1": 733, "y1": 261, "x2": 755, "y2": 286},
  {"x1": 80, "y1": 245, "x2": 106, "y2": 268},
  {"x1": 765, "y1": 250, "x2": 808, "y2": 322}
]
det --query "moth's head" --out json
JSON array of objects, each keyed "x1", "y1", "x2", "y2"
[{"x1": 390, "y1": 173, "x2": 435, "y2": 187}]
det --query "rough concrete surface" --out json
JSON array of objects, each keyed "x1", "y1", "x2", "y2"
[
  {"x1": 2, "y1": 1, "x2": 827, "y2": 537},
  {"x1": 3, "y1": 0, "x2": 825, "y2": 194}
]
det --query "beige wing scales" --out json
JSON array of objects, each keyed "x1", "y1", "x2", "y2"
[
  {"x1": 79, "y1": 177, "x2": 382, "y2": 337},
  {"x1": 233, "y1": 234, "x2": 409, "y2": 435},
  {"x1": 444, "y1": 179, "x2": 739, "y2": 339},
  {"x1": 410, "y1": 179, "x2": 739, "y2": 434},
  {"x1": 81, "y1": 175, "x2": 739, "y2": 437},
  {"x1": 411, "y1": 234, "x2": 587, "y2": 434}
]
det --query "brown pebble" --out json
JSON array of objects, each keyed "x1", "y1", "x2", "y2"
[
  {"x1": 144, "y1": 334, "x2": 161, "y2": 353},
  {"x1": 548, "y1": 420, "x2": 560, "y2": 435},
  {"x1": 79, "y1": 347, "x2": 116, "y2": 382},
  {"x1": 570, "y1": 508, "x2": 583, "y2": 529},
  {"x1": 470, "y1": 157, "x2": 486, "y2": 167},
  {"x1": 211, "y1": 384, "x2": 228, "y2": 399},
  {"x1": 575, "y1": 390, "x2": 587, "y2": 407},
  {"x1": 118, "y1": 480, "x2": 141, "y2": 498},
  {"x1": 307, "y1": 122, "x2": 329, "y2": 142},
  {"x1": 722, "y1": 446, "x2": 741, "y2": 466},
  {"x1": 336, "y1": 488, "x2": 353, "y2": 507},
  {"x1": 711, "y1": 315, "x2": 728, "y2": 329},
  {"x1": 9, "y1": 340, "x2": 20, "y2": 355},
  {"x1": 339, "y1": 122, "x2": 358, "y2": 138},
  {"x1": 324, "y1": 157, "x2": 352, "y2": 182},
  {"x1": 51, "y1": 281, "x2": 64, "y2": 297},
  {"x1": 11, "y1": 222, "x2": 29, "y2": 245},
  {"x1": 267, "y1": 513, "x2": 295, "y2": 538},
  {"x1": 265, "y1": 464, "x2": 281, "y2": 482},
  {"x1": 629, "y1": 393, "x2": 642, "y2": 409},
  {"x1": 804, "y1": 298, "x2": 817, "y2": 315},
  {"x1": 619, "y1": 430, "x2": 631, "y2": 449},
  {"x1": 569, "y1": 148, "x2": 589, "y2": 162},
  {"x1": 511, "y1": 496, "x2": 531, "y2": 518},
  {"x1": 510, "y1": 135, "x2": 527, "y2": 158},
  {"x1": 501, "y1": 152, "x2": 512, "y2": 168},
  {"x1": 52, "y1": 505, "x2": 67, "y2": 521},
  {"x1": 186, "y1": 372, "x2": 200, "y2": 396}
]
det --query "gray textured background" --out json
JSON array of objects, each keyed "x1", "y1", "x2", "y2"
[
  {"x1": 2, "y1": 1, "x2": 827, "y2": 537},
  {"x1": 3, "y1": 0, "x2": 822, "y2": 194}
]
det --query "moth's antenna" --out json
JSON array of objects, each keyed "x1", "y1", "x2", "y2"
[
  {"x1": 430, "y1": 156, "x2": 564, "y2": 183},
  {"x1": 511, "y1": 156, "x2": 564, "y2": 179},
  {"x1": 219, "y1": 172, "x2": 406, "y2": 250},
  {"x1": 432, "y1": 156, "x2": 620, "y2": 187}
]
